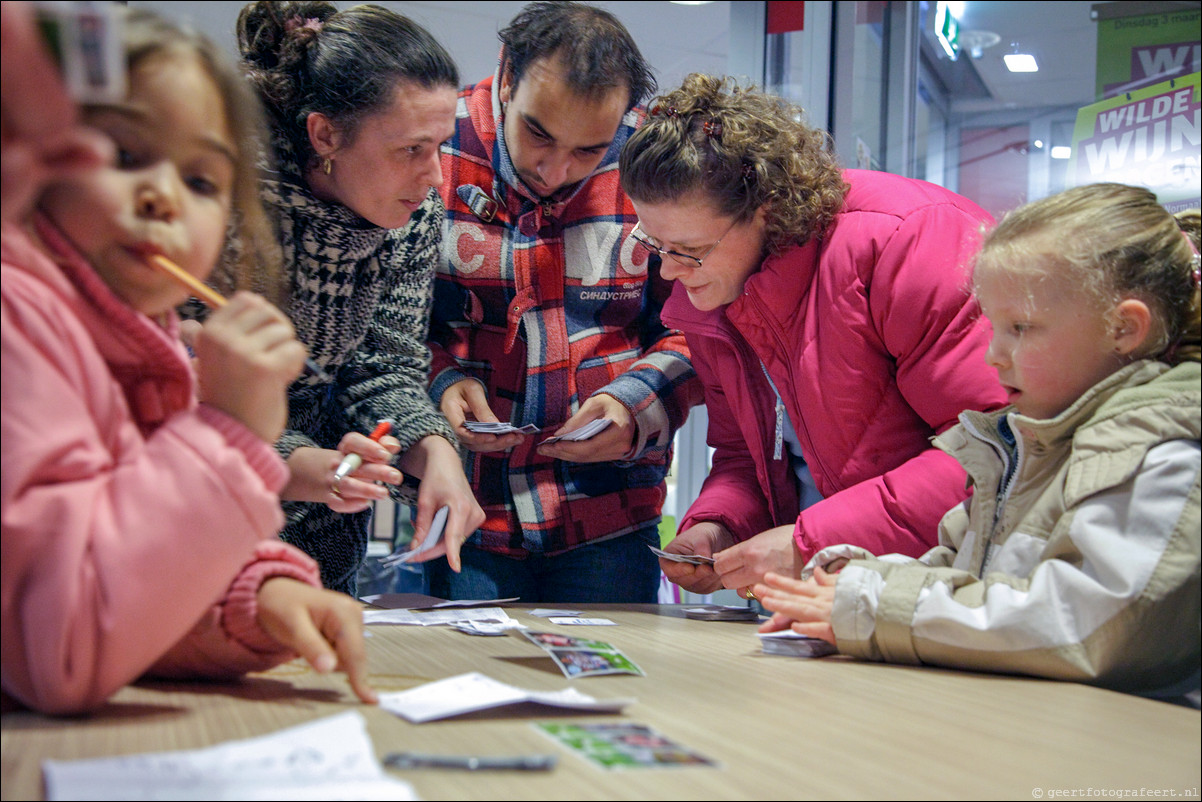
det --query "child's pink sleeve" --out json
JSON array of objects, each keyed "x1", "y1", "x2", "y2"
[
  {"x1": 194, "y1": 404, "x2": 290, "y2": 495},
  {"x1": 146, "y1": 541, "x2": 322, "y2": 679},
  {"x1": 221, "y1": 540, "x2": 323, "y2": 652}
]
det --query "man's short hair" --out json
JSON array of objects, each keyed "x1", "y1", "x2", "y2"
[{"x1": 499, "y1": 1, "x2": 656, "y2": 111}]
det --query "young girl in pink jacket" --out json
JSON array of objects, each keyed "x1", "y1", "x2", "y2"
[{"x1": 0, "y1": 8, "x2": 375, "y2": 715}]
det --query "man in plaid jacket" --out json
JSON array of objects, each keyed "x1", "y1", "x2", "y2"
[{"x1": 427, "y1": 2, "x2": 701, "y2": 602}]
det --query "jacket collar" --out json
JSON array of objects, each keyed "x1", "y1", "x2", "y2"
[
  {"x1": 660, "y1": 280, "x2": 729, "y2": 336},
  {"x1": 27, "y1": 213, "x2": 184, "y2": 349},
  {"x1": 18, "y1": 214, "x2": 193, "y2": 426},
  {"x1": 949, "y1": 360, "x2": 1180, "y2": 454},
  {"x1": 660, "y1": 236, "x2": 821, "y2": 338}
]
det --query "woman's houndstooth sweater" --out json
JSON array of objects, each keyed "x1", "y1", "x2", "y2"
[{"x1": 263, "y1": 134, "x2": 458, "y2": 596}]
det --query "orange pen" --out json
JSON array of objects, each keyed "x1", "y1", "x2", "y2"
[{"x1": 333, "y1": 419, "x2": 395, "y2": 484}]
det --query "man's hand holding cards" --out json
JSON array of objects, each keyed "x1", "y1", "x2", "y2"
[
  {"x1": 540, "y1": 418, "x2": 612, "y2": 444},
  {"x1": 462, "y1": 421, "x2": 541, "y2": 435}
]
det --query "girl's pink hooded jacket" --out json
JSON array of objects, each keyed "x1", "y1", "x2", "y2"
[{"x1": 1, "y1": 218, "x2": 319, "y2": 715}]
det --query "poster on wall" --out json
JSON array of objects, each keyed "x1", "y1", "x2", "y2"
[
  {"x1": 1068, "y1": 71, "x2": 1200, "y2": 213},
  {"x1": 1094, "y1": 4, "x2": 1200, "y2": 100}
]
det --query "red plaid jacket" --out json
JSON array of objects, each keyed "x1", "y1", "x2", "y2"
[{"x1": 430, "y1": 73, "x2": 701, "y2": 557}]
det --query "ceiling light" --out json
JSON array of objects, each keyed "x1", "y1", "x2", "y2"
[
  {"x1": 1050, "y1": 146, "x2": 1072, "y2": 160},
  {"x1": 1004, "y1": 53, "x2": 1039, "y2": 73},
  {"x1": 960, "y1": 29, "x2": 1001, "y2": 60}
]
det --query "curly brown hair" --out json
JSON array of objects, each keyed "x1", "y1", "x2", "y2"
[{"x1": 619, "y1": 74, "x2": 847, "y2": 254}]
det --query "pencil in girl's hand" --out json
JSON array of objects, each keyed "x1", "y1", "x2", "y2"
[
  {"x1": 148, "y1": 254, "x2": 227, "y2": 308},
  {"x1": 146, "y1": 254, "x2": 333, "y2": 382}
]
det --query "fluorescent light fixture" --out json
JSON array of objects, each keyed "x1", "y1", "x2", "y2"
[
  {"x1": 1050, "y1": 146, "x2": 1072, "y2": 160},
  {"x1": 1004, "y1": 53, "x2": 1039, "y2": 72}
]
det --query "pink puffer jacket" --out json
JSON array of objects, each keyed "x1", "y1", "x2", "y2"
[{"x1": 664, "y1": 170, "x2": 1006, "y2": 560}]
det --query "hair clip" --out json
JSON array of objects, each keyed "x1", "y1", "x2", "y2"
[
  {"x1": 666, "y1": 106, "x2": 679, "y2": 118},
  {"x1": 285, "y1": 16, "x2": 323, "y2": 33},
  {"x1": 703, "y1": 119, "x2": 723, "y2": 138},
  {"x1": 741, "y1": 163, "x2": 754, "y2": 179},
  {"x1": 1183, "y1": 231, "x2": 1201, "y2": 286}
]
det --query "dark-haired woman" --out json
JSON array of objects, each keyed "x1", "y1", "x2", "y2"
[{"x1": 236, "y1": 1, "x2": 483, "y2": 595}]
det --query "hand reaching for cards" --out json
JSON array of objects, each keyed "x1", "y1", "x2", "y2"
[
  {"x1": 753, "y1": 568, "x2": 838, "y2": 644},
  {"x1": 537, "y1": 394, "x2": 635, "y2": 463}
]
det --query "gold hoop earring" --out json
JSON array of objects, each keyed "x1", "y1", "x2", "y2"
[{"x1": 322, "y1": 157, "x2": 332, "y2": 175}]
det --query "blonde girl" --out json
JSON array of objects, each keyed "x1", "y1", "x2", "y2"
[{"x1": 756, "y1": 183, "x2": 1200, "y2": 699}]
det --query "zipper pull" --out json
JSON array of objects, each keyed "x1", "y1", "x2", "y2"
[
  {"x1": 759, "y1": 360, "x2": 786, "y2": 461},
  {"x1": 773, "y1": 396, "x2": 784, "y2": 461}
]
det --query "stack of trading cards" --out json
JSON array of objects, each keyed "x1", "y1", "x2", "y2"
[
  {"x1": 683, "y1": 605, "x2": 762, "y2": 622},
  {"x1": 520, "y1": 631, "x2": 644, "y2": 679},
  {"x1": 462, "y1": 421, "x2": 541, "y2": 435},
  {"x1": 758, "y1": 630, "x2": 839, "y2": 657},
  {"x1": 540, "y1": 418, "x2": 612, "y2": 444},
  {"x1": 648, "y1": 545, "x2": 715, "y2": 566}
]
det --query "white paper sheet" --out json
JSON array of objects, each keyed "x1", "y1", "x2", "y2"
[
  {"x1": 42, "y1": 711, "x2": 416, "y2": 801},
  {"x1": 378, "y1": 672, "x2": 634, "y2": 723},
  {"x1": 528, "y1": 608, "x2": 582, "y2": 618},
  {"x1": 379, "y1": 506, "x2": 448, "y2": 566},
  {"x1": 363, "y1": 606, "x2": 513, "y2": 626}
]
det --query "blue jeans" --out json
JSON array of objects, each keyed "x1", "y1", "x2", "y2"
[{"x1": 424, "y1": 527, "x2": 662, "y2": 603}]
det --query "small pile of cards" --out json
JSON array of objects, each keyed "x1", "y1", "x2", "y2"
[
  {"x1": 540, "y1": 418, "x2": 612, "y2": 444},
  {"x1": 648, "y1": 545, "x2": 714, "y2": 565},
  {"x1": 520, "y1": 631, "x2": 644, "y2": 679},
  {"x1": 463, "y1": 421, "x2": 541, "y2": 435},
  {"x1": 758, "y1": 630, "x2": 838, "y2": 658},
  {"x1": 684, "y1": 605, "x2": 761, "y2": 622}
]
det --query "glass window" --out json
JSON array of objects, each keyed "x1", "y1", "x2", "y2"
[
  {"x1": 764, "y1": 1, "x2": 1200, "y2": 218},
  {"x1": 918, "y1": 0, "x2": 1200, "y2": 218}
]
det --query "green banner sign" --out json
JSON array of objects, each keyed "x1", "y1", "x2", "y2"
[
  {"x1": 1069, "y1": 71, "x2": 1200, "y2": 212},
  {"x1": 1095, "y1": 5, "x2": 1200, "y2": 100}
]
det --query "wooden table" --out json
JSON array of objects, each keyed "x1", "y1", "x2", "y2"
[{"x1": 3, "y1": 604, "x2": 1199, "y2": 800}]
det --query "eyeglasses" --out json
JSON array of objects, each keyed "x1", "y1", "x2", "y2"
[{"x1": 630, "y1": 219, "x2": 735, "y2": 270}]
